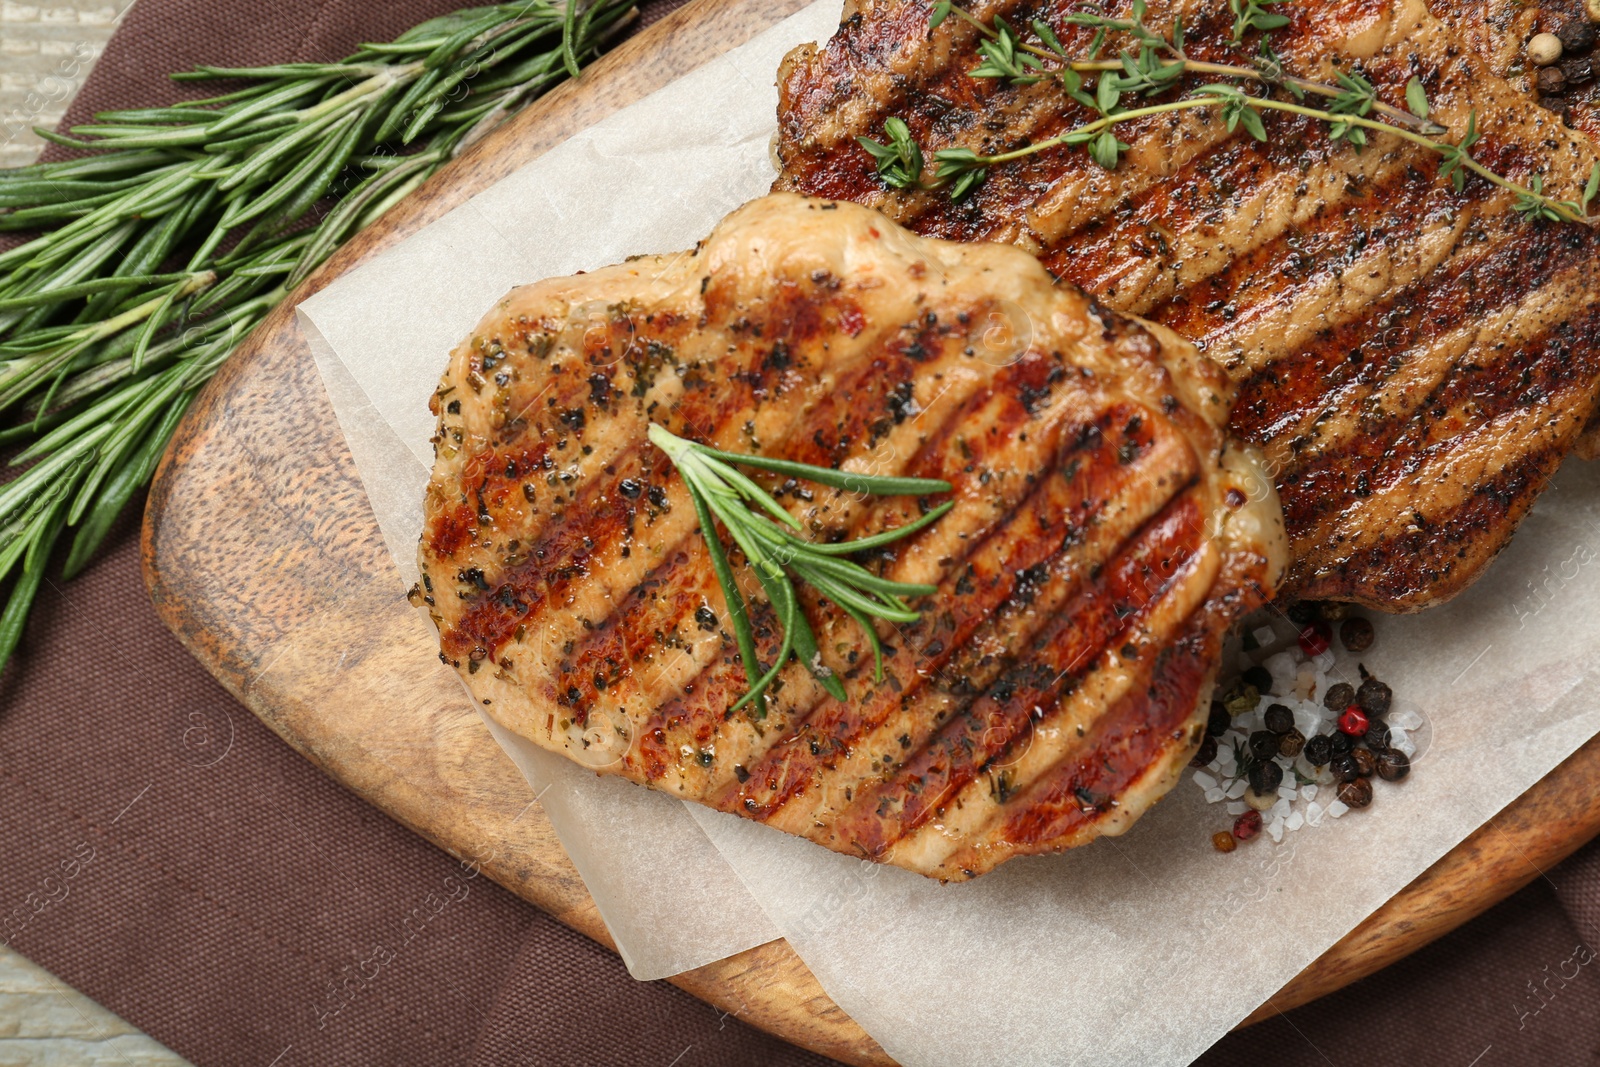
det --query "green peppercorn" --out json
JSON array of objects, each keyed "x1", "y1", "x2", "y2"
[
  {"x1": 1352, "y1": 747, "x2": 1377, "y2": 778},
  {"x1": 1304, "y1": 733, "x2": 1334, "y2": 766},
  {"x1": 1357, "y1": 677, "x2": 1392, "y2": 717},
  {"x1": 1278, "y1": 728, "x2": 1306, "y2": 758},
  {"x1": 1339, "y1": 616, "x2": 1374, "y2": 653},
  {"x1": 1249, "y1": 759, "x2": 1283, "y2": 794},
  {"x1": 1337, "y1": 777, "x2": 1374, "y2": 808},
  {"x1": 1323, "y1": 681, "x2": 1356, "y2": 711},
  {"x1": 1242, "y1": 665, "x2": 1274, "y2": 695},
  {"x1": 1207, "y1": 702, "x2": 1231, "y2": 737},
  {"x1": 1377, "y1": 749, "x2": 1411, "y2": 781},
  {"x1": 1224, "y1": 684, "x2": 1260, "y2": 717},
  {"x1": 1249, "y1": 730, "x2": 1280, "y2": 761},
  {"x1": 1191, "y1": 734, "x2": 1218, "y2": 768},
  {"x1": 1264, "y1": 703, "x2": 1294, "y2": 734},
  {"x1": 1331, "y1": 753, "x2": 1361, "y2": 783}
]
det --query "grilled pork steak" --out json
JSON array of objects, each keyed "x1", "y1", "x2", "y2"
[
  {"x1": 418, "y1": 194, "x2": 1286, "y2": 879},
  {"x1": 773, "y1": 0, "x2": 1600, "y2": 610}
]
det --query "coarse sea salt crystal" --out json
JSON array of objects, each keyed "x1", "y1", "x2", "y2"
[
  {"x1": 1327, "y1": 799, "x2": 1350, "y2": 819},
  {"x1": 1300, "y1": 784, "x2": 1318, "y2": 802},
  {"x1": 1205, "y1": 788, "x2": 1226, "y2": 804},
  {"x1": 1295, "y1": 663, "x2": 1318, "y2": 700},
  {"x1": 1227, "y1": 800, "x2": 1247, "y2": 815},
  {"x1": 1278, "y1": 784, "x2": 1298, "y2": 800},
  {"x1": 1293, "y1": 706, "x2": 1322, "y2": 737},
  {"x1": 1193, "y1": 770, "x2": 1218, "y2": 792},
  {"x1": 1394, "y1": 734, "x2": 1417, "y2": 758},
  {"x1": 1286, "y1": 810, "x2": 1305, "y2": 832},
  {"x1": 1305, "y1": 801, "x2": 1325, "y2": 826},
  {"x1": 1268, "y1": 817, "x2": 1285, "y2": 842},
  {"x1": 1312, "y1": 648, "x2": 1336, "y2": 673},
  {"x1": 1225, "y1": 778, "x2": 1249, "y2": 800},
  {"x1": 1263, "y1": 651, "x2": 1297, "y2": 694},
  {"x1": 1251, "y1": 624, "x2": 1276, "y2": 649},
  {"x1": 1270, "y1": 797, "x2": 1292, "y2": 819},
  {"x1": 1391, "y1": 707, "x2": 1424, "y2": 730}
]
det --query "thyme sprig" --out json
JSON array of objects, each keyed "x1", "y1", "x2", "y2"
[
  {"x1": 648, "y1": 424, "x2": 953, "y2": 713},
  {"x1": 862, "y1": 1, "x2": 1597, "y2": 225},
  {"x1": 0, "y1": 0, "x2": 635, "y2": 671}
]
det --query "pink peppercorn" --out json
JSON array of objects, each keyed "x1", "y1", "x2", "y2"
[
  {"x1": 1233, "y1": 809, "x2": 1263, "y2": 841},
  {"x1": 1338, "y1": 705, "x2": 1370, "y2": 736},
  {"x1": 1297, "y1": 620, "x2": 1331, "y2": 657}
]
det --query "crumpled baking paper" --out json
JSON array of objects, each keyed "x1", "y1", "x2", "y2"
[{"x1": 296, "y1": 0, "x2": 1600, "y2": 1059}]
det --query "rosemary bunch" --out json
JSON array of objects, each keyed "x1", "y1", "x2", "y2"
[
  {"x1": 862, "y1": 0, "x2": 1600, "y2": 223},
  {"x1": 0, "y1": 0, "x2": 635, "y2": 670},
  {"x1": 648, "y1": 424, "x2": 953, "y2": 713}
]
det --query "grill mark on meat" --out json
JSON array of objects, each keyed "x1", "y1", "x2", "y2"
[{"x1": 825, "y1": 493, "x2": 1203, "y2": 858}]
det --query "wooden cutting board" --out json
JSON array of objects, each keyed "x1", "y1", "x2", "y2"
[{"x1": 140, "y1": 0, "x2": 1600, "y2": 1061}]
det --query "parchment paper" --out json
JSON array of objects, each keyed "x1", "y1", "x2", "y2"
[{"x1": 295, "y1": 0, "x2": 1600, "y2": 1059}]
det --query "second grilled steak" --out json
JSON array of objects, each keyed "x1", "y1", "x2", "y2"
[{"x1": 773, "y1": 0, "x2": 1600, "y2": 610}]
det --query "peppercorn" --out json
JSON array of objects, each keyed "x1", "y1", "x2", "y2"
[
  {"x1": 1339, "y1": 705, "x2": 1370, "y2": 737},
  {"x1": 1303, "y1": 733, "x2": 1334, "y2": 766},
  {"x1": 1242, "y1": 665, "x2": 1274, "y2": 695},
  {"x1": 1206, "y1": 701, "x2": 1231, "y2": 737},
  {"x1": 1562, "y1": 55, "x2": 1595, "y2": 83},
  {"x1": 1357, "y1": 677, "x2": 1392, "y2": 717},
  {"x1": 1324, "y1": 681, "x2": 1356, "y2": 711},
  {"x1": 1278, "y1": 728, "x2": 1306, "y2": 758},
  {"x1": 1245, "y1": 786, "x2": 1278, "y2": 812},
  {"x1": 1191, "y1": 734, "x2": 1218, "y2": 768},
  {"x1": 1352, "y1": 747, "x2": 1378, "y2": 778},
  {"x1": 1213, "y1": 830, "x2": 1238, "y2": 852},
  {"x1": 1540, "y1": 65, "x2": 1569, "y2": 94},
  {"x1": 1285, "y1": 601, "x2": 1320, "y2": 626},
  {"x1": 1298, "y1": 620, "x2": 1331, "y2": 657},
  {"x1": 1328, "y1": 730, "x2": 1353, "y2": 757},
  {"x1": 1362, "y1": 719, "x2": 1392, "y2": 752},
  {"x1": 1558, "y1": 19, "x2": 1597, "y2": 53},
  {"x1": 1331, "y1": 753, "x2": 1361, "y2": 783},
  {"x1": 1377, "y1": 749, "x2": 1411, "y2": 782},
  {"x1": 1337, "y1": 777, "x2": 1374, "y2": 809},
  {"x1": 1530, "y1": 31, "x2": 1565, "y2": 66},
  {"x1": 1233, "y1": 809, "x2": 1263, "y2": 841},
  {"x1": 1339, "y1": 616, "x2": 1374, "y2": 653},
  {"x1": 1249, "y1": 730, "x2": 1281, "y2": 761},
  {"x1": 1224, "y1": 684, "x2": 1260, "y2": 717},
  {"x1": 1264, "y1": 703, "x2": 1295, "y2": 735},
  {"x1": 1319, "y1": 602, "x2": 1350, "y2": 621},
  {"x1": 1249, "y1": 758, "x2": 1284, "y2": 794}
]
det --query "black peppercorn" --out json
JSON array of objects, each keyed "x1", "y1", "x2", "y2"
[
  {"x1": 1362, "y1": 719, "x2": 1392, "y2": 752},
  {"x1": 1324, "y1": 681, "x2": 1356, "y2": 712},
  {"x1": 1249, "y1": 758, "x2": 1284, "y2": 794},
  {"x1": 1304, "y1": 733, "x2": 1334, "y2": 766},
  {"x1": 1249, "y1": 730, "x2": 1281, "y2": 761},
  {"x1": 1558, "y1": 19, "x2": 1597, "y2": 54},
  {"x1": 1242, "y1": 664, "x2": 1274, "y2": 695},
  {"x1": 1191, "y1": 734, "x2": 1219, "y2": 768},
  {"x1": 1332, "y1": 753, "x2": 1361, "y2": 783},
  {"x1": 1352, "y1": 747, "x2": 1377, "y2": 778},
  {"x1": 1356, "y1": 677, "x2": 1392, "y2": 717},
  {"x1": 1339, "y1": 616, "x2": 1374, "y2": 653},
  {"x1": 1328, "y1": 731, "x2": 1353, "y2": 757},
  {"x1": 1539, "y1": 65, "x2": 1568, "y2": 94},
  {"x1": 1207, "y1": 701, "x2": 1231, "y2": 737},
  {"x1": 1264, "y1": 703, "x2": 1295, "y2": 735},
  {"x1": 1278, "y1": 728, "x2": 1306, "y2": 758},
  {"x1": 1337, "y1": 777, "x2": 1374, "y2": 809},
  {"x1": 1286, "y1": 601, "x2": 1320, "y2": 626},
  {"x1": 1561, "y1": 55, "x2": 1595, "y2": 83},
  {"x1": 1377, "y1": 749, "x2": 1411, "y2": 782}
]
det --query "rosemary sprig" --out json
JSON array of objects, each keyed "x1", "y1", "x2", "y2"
[
  {"x1": 0, "y1": 0, "x2": 636, "y2": 672},
  {"x1": 863, "y1": 1, "x2": 1597, "y2": 225},
  {"x1": 648, "y1": 424, "x2": 953, "y2": 713}
]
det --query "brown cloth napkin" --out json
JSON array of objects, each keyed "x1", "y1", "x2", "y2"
[{"x1": 1, "y1": 2, "x2": 1597, "y2": 1064}]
